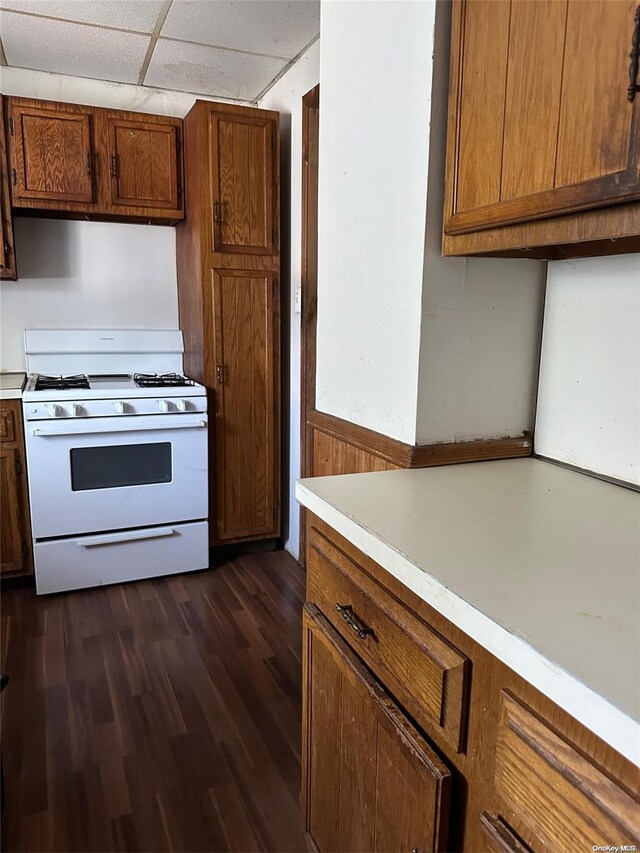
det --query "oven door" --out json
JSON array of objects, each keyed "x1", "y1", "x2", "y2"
[{"x1": 25, "y1": 414, "x2": 208, "y2": 538}]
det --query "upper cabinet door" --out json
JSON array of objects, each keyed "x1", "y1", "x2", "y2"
[
  {"x1": 8, "y1": 101, "x2": 96, "y2": 204},
  {"x1": 209, "y1": 110, "x2": 277, "y2": 255},
  {"x1": 1, "y1": 96, "x2": 17, "y2": 280},
  {"x1": 302, "y1": 604, "x2": 451, "y2": 853},
  {"x1": 106, "y1": 116, "x2": 182, "y2": 213},
  {"x1": 444, "y1": 0, "x2": 640, "y2": 235}
]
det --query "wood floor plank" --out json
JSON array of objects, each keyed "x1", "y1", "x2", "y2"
[{"x1": 1, "y1": 551, "x2": 306, "y2": 852}]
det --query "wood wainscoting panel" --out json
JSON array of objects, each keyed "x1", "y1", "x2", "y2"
[{"x1": 307, "y1": 410, "x2": 532, "y2": 477}]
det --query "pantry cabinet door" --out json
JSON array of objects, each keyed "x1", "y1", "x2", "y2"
[
  {"x1": 211, "y1": 269, "x2": 278, "y2": 540},
  {"x1": 302, "y1": 604, "x2": 451, "y2": 853},
  {"x1": 106, "y1": 116, "x2": 182, "y2": 213},
  {"x1": 209, "y1": 111, "x2": 277, "y2": 255},
  {"x1": 444, "y1": 0, "x2": 640, "y2": 235},
  {"x1": 8, "y1": 101, "x2": 96, "y2": 204}
]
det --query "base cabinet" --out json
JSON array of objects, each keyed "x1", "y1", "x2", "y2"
[
  {"x1": 304, "y1": 516, "x2": 640, "y2": 852},
  {"x1": 0, "y1": 400, "x2": 32, "y2": 577},
  {"x1": 302, "y1": 604, "x2": 451, "y2": 853}
]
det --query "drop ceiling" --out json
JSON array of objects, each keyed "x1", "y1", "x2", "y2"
[{"x1": 0, "y1": 0, "x2": 320, "y2": 102}]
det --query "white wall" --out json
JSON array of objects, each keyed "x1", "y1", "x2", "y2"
[
  {"x1": 1, "y1": 219, "x2": 179, "y2": 371},
  {"x1": 535, "y1": 255, "x2": 640, "y2": 486},
  {"x1": 259, "y1": 40, "x2": 320, "y2": 561},
  {"x1": 315, "y1": 0, "x2": 546, "y2": 446},
  {"x1": 315, "y1": 1, "x2": 435, "y2": 444}
]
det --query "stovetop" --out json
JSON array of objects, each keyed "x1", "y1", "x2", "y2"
[{"x1": 23, "y1": 372, "x2": 206, "y2": 402}]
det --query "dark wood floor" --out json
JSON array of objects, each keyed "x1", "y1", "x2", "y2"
[{"x1": 0, "y1": 551, "x2": 306, "y2": 853}]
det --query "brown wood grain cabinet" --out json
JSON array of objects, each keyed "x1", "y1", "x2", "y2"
[
  {"x1": 5, "y1": 97, "x2": 183, "y2": 223},
  {"x1": 0, "y1": 400, "x2": 32, "y2": 577},
  {"x1": 302, "y1": 604, "x2": 451, "y2": 853},
  {"x1": 0, "y1": 96, "x2": 17, "y2": 280},
  {"x1": 177, "y1": 100, "x2": 280, "y2": 545},
  {"x1": 303, "y1": 516, "x2": 640, "y2": 852},
  {"x1": 443, "y1": 0, "x2": 640, "y2": 257}
]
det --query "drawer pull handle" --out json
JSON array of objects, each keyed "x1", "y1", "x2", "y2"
[
  {"x1": 479, "y1": 812, "x2": 532, "y2": 853},
  {"x1": 336, "y1": 603, "x2": 374, "y2": 640}
]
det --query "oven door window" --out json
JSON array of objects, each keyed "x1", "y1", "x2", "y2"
[{"x1": 70, "y1": 442, "x2": 172, "y2": 491}]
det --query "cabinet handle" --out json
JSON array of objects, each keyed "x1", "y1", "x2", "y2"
[
  {"x1": 479, "y1": 812, "x2": 532, "y2": 853},
  {"x1": 11, "y1": 168, "x2": 16, "y2": 186},
  {"x1": 335, "y1": 603, "x2": 374, "y2": 640},
  {"x1": 216, "y1": 362, "x2": 224, "y2": 385},
  {"x1": 15, "y1": 454, "x2": 22, "y2": 476},
  {"x1": 628, "y1": 5, "x2": 640, "y2": 102},
  {"x1": 86, "y1": 150, "x2": 92, "y2": 175},
  {"x1": 110, "y1": 154, "x2": 118, "y2": 179},
  {"x1": 213, "y1": 200, "x2": 221, "y2": 224}
]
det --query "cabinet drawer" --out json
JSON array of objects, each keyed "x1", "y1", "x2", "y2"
[
  {"x1": 307, "y1": 526, "x2": 469, "y2": 751},
  {"x1": 0, "y1": 407, "x2": 16, "y2": 443},
  {"x1": 494, "y1": 692, "x2": 640, "y2": 850}
]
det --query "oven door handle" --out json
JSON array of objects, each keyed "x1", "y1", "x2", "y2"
[
  {"x1": 78, "y1": 527, "x2": 177, "y2": 548},
  {"x1": 31, "y1": 419, "x2": 207, "y2": 437}
]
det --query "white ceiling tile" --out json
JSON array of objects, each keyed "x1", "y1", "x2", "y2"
[
  {"x1": 161, "y1": 0, "x2": 319, "y2": 59},
  {"x1": 0, "y1": 1, "x2": 164, "y2": 33},
  {"x1": 0, "y1": 11, "x2": 149, "y2": 83},
  {"x1": 145, "y1": 38, "x2": 286, "y2": 100}
]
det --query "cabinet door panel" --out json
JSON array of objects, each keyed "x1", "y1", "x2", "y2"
[
  {"x1": 107, "y1": 118, "x2": 179, "y2": 210},
  {"x1": 10, "y1": 104, "x2": 95, "y2": 203},
  {"x1": 210, "y1": 112, "x2": 275, "y2": 254},
  {"x1": 445, "y1": 0, "x2": 640, "y2": 235},
  {"x1": 555, "y1": 0, "x2": 636, "y2": 186},
  {"x1": 302, "y1": 604, "x2": 451, "y2": 853},
  {"x1": 455, "y1": 0, "x2": 510, "y2": 213},
  {"x1": 0, "y1": 448, "x2": 25, "y2": 575},
  {"x1": 500, "y1": 0, "x2": 567, "y2": 200},
  {"x1": 212, "y1": 269, "x2": 276, "y2": 540}
]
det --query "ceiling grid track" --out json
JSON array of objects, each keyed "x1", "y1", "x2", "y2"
[{"x1": 138, "y1": 0, "x2": 174, "y2": 87}]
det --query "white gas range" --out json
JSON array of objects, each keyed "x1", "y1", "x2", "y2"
[{"x1": 22, "y1": 329, "x2": 209, "y2": 595}]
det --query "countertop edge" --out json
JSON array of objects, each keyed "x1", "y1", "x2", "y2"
[
  {"x1": 0, "y1": 388, "x2": 23, "y2": 400},
  {"x1": 295, "y1": 479, "x2": 640, "y2": 768}
]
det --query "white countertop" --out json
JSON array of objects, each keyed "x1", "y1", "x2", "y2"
[
  {"x1": 0, "y1": 372, "x2": 25, "y2": 400},
  {"x1": 296, "y1": 458, "x2": 640, "y2": 766}
]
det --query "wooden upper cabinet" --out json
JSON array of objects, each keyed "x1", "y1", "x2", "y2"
[
  {"x1": 8, "y1": 100, "x2": 96, "y2": 205},
  {"x1": 209, "y1": 109, "x2": 277, "y2": 255},
  {"x1": 5, "y1": 97, "x2": 184, "y2": 222},
  {"x1": 211, "y1": 268, "x2": 278, "y2": 540},
  {"x1": 105, "y1": 114, "x2": 182, "y2": 215},
  {"x1": 302, "y1": 604, "x2": 451, "y2": 853},
  {"x1": 1, "y1": 96, "x2": 17, "y2": 280},
  {"x1": 444, "y1": 0, "x2": 640, "y2": 236}
]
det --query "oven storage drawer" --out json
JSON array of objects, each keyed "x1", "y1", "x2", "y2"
[{"x1": 33, "y1": 521, "x2": 209, "y2": 594}]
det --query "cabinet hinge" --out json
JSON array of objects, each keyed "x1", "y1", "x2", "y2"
[
  {"x1": 8, "y1": 117, "x2": 14, "y2": 136},
  {"x1": 11, "y1": 168, "x2": 17, "y2": 186},
  {"x1": 22, "y1": 542, "x2": 28, "y2": 560},
  {"x1": 15, "y1": 454, "x2": 22, "y2": 476}
]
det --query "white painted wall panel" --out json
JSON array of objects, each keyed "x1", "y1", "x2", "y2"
[
  {"x1": 535, "y1": 255, "x2": 640, "y2": 485},
  {"x1": 315, "y1": 0, "x2": 436, "y2": 444}
]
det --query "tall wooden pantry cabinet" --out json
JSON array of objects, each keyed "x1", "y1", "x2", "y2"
[{"x1": 176, "y1": 100, "x2": 280, "y2": 545}]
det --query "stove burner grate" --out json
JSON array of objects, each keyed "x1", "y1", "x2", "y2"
[
  {"x1": 34, "y1": 374, "x2": 90, "y2": 391},
  {"x1": 134, "y1": 372, "x2": 195, "y2": 388}
]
